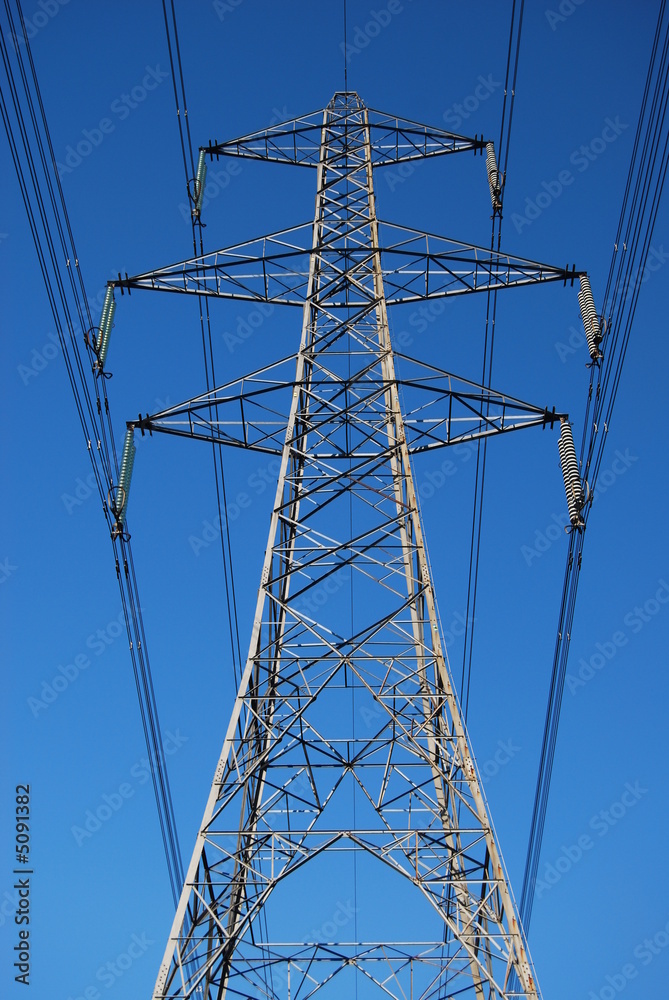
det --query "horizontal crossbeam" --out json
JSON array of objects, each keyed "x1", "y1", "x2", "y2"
[
  {"x1": 132, "y1": 353, "x2": 564, "y2": 455},
  {"x1": 115, "y1": 221, "x2": 578, "y2": 307},
  {"x1": 205, "y1": 94, "x2": 486, "y2": 168}
]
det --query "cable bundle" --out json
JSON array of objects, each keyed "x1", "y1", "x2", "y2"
[{"x1": 519, "y1": 0, "x2": 669, "y2": 933}]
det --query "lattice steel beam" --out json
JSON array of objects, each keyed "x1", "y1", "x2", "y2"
[
  {"x1": 115, "y1": 223, "x2": 576, "y2": 307},
  {"x1": 133, "y1": 355, "x2": 563, "y2": 456},
  {"x1": 140, "y1": 92, "x2": 559, "y2": 1000},
  {"x1": 205, "y1": 93, "x2": 486, "y2": 167}
]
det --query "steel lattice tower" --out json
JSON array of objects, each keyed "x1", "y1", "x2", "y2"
[{"x1": 110, "y1": 93, "x2": 587, "y2": 1000}]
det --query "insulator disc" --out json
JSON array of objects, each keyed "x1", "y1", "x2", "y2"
[
  {"x1": 558, "y1": 422, "x2": 585, "y2": 523},
  {"x1": 116, "y1": 427, "x2": 136, "y2": 525},
  {"x1": 578, "y1": 275, "x2": 602, "y2": 360},
  {"x1": 485, "y1": 142, "x2": 501, "y2": 209}
]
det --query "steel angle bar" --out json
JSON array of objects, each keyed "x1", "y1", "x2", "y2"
[
  {"x1": 207, "y1": 116, "x2": 326, "y2": 167},
  {"x1": 405, "y1": 412, "x2": 556, "y2": 454},
  {"x1": 207, "y1": 103, "x2": 484, "y2": 168},
  {"x1": 140, "y1": 365, "x2": 550, "y2": 423},
  {"x1": 151, "y1": 93, "x2": 543, "y2": 1000},
  {"x1": 135, "y1": 417, "x2": 284, "y2": 455},
  {"x1": 116, "y1": 221, "x2": 576, "y2": 311},
  {"x1": 377, "y1": 226, "x2": 576, "y2": 304},
  {"x1": 272, "y1": 524, "x2": 419, "y2": 604},
  {"x1": 133, "y1": 358, "x2": 297, "y2": 452},
  {"x1": 116, "y1": 223, "x2": 315, "y2": 303},
  {"x1": 135, "y1": 385, "x2": 559, "y2": 456},
  {"x1": 367, "y1": 125, "x2": 485, "y2": 165}
]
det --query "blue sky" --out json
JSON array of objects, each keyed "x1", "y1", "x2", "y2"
[{"x1": 1, "y1": 1, "x2": 668, "y2": 998}]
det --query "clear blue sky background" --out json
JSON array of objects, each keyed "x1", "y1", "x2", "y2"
[{"x1": 1, "y1": 2, "x2": 668, "y2": 998}]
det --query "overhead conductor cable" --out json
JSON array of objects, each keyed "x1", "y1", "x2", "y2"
[{"x1": 1, "y1": 0, "x2": 185, "y2": 907}]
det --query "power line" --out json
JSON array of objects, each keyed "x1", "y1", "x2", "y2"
[
  {"x1": 160, "y1": 0, "x2": 244, "y2": 690},
  {"x1": 1, "y1": 0, "x2": 186, "y2": 907},
  {"x1": 518, "y1": 0, "x2": 669, "y2": 931},
  {"x1": 459, "y1": 0, "x2": 525, "y2": 720}
]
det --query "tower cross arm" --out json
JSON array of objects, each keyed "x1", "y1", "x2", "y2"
[
  {"x1": 114, "y1": 222, "x2": 580, "y2": 307},
  {"x1": 133, "y1": 354, "x2": 298, "y2": 455},
  {"x1": 378, "y1": 223, "x2": 580, "y2": 303},
  {"x1": 130, "y1": 354, "x2": 566, "y2": 457},
  {"x1": 366, "y1": 105, "x2": 487, "y2": 164},
  {"x1": 205, "y1": 102, "x2": 485, "y2": 168},
  {"x1": 115, "y1": 224, "x2": 314, "y2": 305}
]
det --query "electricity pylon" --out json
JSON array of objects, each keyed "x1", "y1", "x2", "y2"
[{"x1": 110, "y1": 93, "x2": 588, "y2": 999}]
